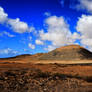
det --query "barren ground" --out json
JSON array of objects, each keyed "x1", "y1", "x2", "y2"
[{"x1": 0, "y1": 60, "x2": 92, "y2": 92}]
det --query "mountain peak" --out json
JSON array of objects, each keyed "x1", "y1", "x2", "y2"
[{"x1": 56, "y1": 44, "x2": 83, "y2": 51}]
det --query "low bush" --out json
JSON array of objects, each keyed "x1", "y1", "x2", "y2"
[
  {"x1": 84, "y1": 76, "x2": 92, "y2": 82},
  {"x1": 34, "y1": 71, "x2": 51, "y2": 78}
]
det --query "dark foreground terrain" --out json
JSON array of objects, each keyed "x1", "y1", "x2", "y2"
[{"x1": 0, "y1": 63, "x2": 92, "y2": 92}]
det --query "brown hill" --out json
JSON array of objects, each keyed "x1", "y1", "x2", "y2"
[
  {"x1": 0, "y1": 53, "x2": 43, "y2": 63},
  {"x1": 39, "y1": 45, "x2": 92, "y2": 60}
]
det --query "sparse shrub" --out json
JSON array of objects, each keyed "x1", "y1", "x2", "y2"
[
  {"x1": 52, "y1": 73, "x2": 67, "y2": 80},
  {"x1": 35, "y1": 71, "x2": 51, "y2": 78},
  {"x1": 53, "y1": 51, "x2": 58, "y2": 56},
  {"x1": 0, "y1": 76, "x2": 4, "y2": 80},
  {"x1": 84, "y1": 76, "x2": 92, "y2": 82},
  {"x1": 4, "y1": 71, "x2": 16, "y2": 76}
]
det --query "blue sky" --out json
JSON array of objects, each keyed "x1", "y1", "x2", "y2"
[{"x1": 0, "y1": 0, "x2": 92, "y2": 58}]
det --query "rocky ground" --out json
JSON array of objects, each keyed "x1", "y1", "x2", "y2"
[{"x1": 0, "y1": 63, "x2": 92, "y2": 92}]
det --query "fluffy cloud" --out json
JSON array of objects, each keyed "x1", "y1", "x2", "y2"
[
  {"x1": 76, "y1": 0, "x2": 92, "y2": 13},
  {"x1": 28, "y1": 43, "x2": 35, "y2": 49},
  {"x1": 35, "y1": 40, "x2": 43, "y2": 45},
  {"x1": 0, "y1": 31, "x2": 15, "y2": 37},
  {"x1": 7, "y1": 18, "x2": 28, "y2": 33},
  {"x1": 44, "y1": 45, "x2": 56, "y2": 51},
  {"x1": 60, "y1": 0, "x2": 92, "y2": 13},
  {"x1": 0, "y1": 6, "x2": 29, "y2": 33},
  {"x1": 0, "y1": 48, "x2": 18, "y2": 55},
  {"x1": 44, "y1": 12, "x2": 51, "y2": 16},
  {"x1": 38, "y1": 16, "x2": 80, "y2": 51},
  {"x1": 76, "y1": 15, "x2": 92, "y2": 50},
  {"x1": 39, "y1": 16, "x2": 77, "y2": 51},
  {"x1": 0, "y1": 7, "x2": 8, "y2": 23},
  {"x1": 72, "y1": 32, "x2": 80, "y2": 40},
  {"x1": 28, "y1": 26, "x2": 36, "y2": 33}
]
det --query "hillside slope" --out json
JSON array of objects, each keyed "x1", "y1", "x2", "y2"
[{"x1": 39, "y1": 45, "x2": 92, "y2": 60}]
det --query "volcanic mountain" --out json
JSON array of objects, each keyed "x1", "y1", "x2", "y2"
[{"x1": 38, "y1": 45, "x2": 92, "y2": 60}]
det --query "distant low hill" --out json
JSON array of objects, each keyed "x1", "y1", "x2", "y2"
[{"x1": 0, "y1": 53, "x2": 43, "y2": 61}]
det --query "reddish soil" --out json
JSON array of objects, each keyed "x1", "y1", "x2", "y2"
[{"x1": 0, "y1": 62, "x2": 92, "y2": 92}]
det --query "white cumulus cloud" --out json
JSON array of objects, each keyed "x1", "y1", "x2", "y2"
[
  {"x1": 0, "y1": 48, "x2": 18, "y2": 55},
  {"x1": 0, "y1": 7, "x2": 8, "y2": 23},
  {"x1": 0, "y1": 31, "x2": 15, "y2": 37},
  {"x1": 28, "y1": 43, "x2": 35, "y2": 49},
  {"x1": 76, "y1": 15, "x2": 92, "y2": 51},
  {"x1": 35, "y1": 40, "x2": 43, "y2": 45},
  {"x1": 44, "y1": 12, "x2": 51, "y2": 16},
  {"x1": 38, "y1": 16, "x2": 80, "y2": 51},
  {"x1": 60, "y1": 0, "x2": 92, "y2": 13},
  {"x1": 39, "y1": 16, "x2": 77, "y2": 51},
  {"x1": 7, "y1": 18, "x2": 28, "y2": 33},
  {"x1": 0, "y1": 6, "x2": 30, "y2": 33},
  {"x1": 77, "y1": 0, "x2": 92, "y2": 13},
  {"x1": 44, "y1": 45, "x2": 57, "y2": 51}
]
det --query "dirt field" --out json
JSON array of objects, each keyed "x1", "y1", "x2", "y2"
[
  {"x1": 0, "y1": 58, "x2": 92, "y2": 64},
  {"x1": 30, "y1": 60, "x2": 92, "y2": 64},
  {"x1": 0, "y1": 61, "x2": 92, "y2": 92}
]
